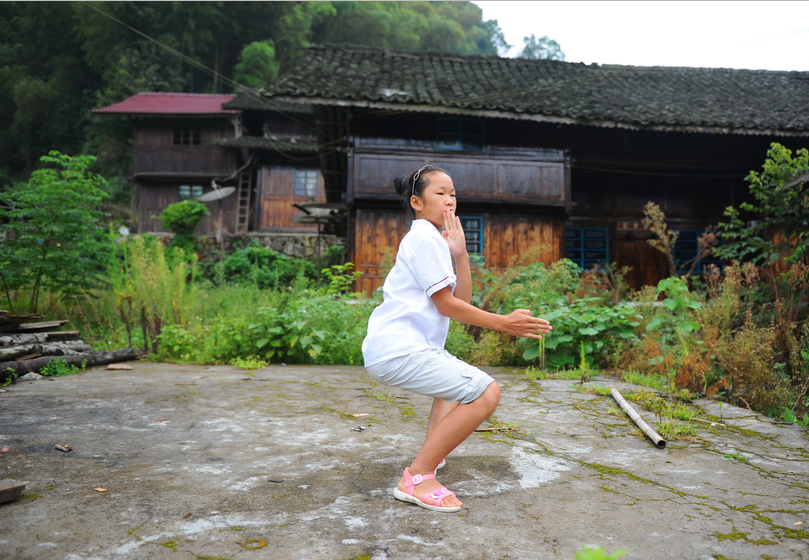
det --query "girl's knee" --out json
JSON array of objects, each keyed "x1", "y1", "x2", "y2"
[{"x1": 479, "y1": 381, "x2": 500, "y2": 413}]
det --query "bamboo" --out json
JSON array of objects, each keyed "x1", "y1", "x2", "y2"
[{"x1": 610, "y1": 388, "x2": 667, "y2": 449}]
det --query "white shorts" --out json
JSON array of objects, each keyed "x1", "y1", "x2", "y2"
[{"x1": 365, "y1": 348, "x2": 495, "y2": 405}]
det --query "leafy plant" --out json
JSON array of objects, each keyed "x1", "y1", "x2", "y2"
[
  {"x1": 717, "y1": 142, "x2": 809, "y2": 266},
  {"x1": 159, "y1": 200, "x2": 209, "y2": 254},
  {"x1": 0, "y1": 152, "x2": 111, "y2": 313},
  {"x1": 320, "y1": 262, "x2": 362, "y2": 295},
  {"x1": 39, "y1": 358, "x2": 86, "y2": 377},
  {"x1": 231, "y1": 356, "x2": 268, "y2": 370}
]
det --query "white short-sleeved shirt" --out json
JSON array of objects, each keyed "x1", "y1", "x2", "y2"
[{"x1": 362, "y1": 219, "x2": 457, "y2": 367}]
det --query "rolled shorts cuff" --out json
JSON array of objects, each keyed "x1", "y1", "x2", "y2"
[{"x1": 365, "y1": 348, "x2": 495, "y2": 404}]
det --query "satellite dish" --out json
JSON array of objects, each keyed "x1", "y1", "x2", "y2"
[{"x1": 198, "y1": 186, "x2": 236, "y2": 202}]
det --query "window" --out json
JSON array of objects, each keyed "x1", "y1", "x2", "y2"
[
  {"x1": 674, "y1": 229, "x2": 722, "y2": 273},
  {"x1": 173, "y1": 127, "x2": 201, "y2": 146},
  {"x1": 460, "y1": 216, "x2": 484, "y2": 255},
  {"x1": 294, "y1": 169, "x2": 318, "y2": 197},
  {"x1": 179, "y1": 185, "x2": 203, "y2": 200},
  {"x1": 436, "y1": 118, "x2": 484, "y2": 152},
  {"x1": 566, "y1": 227, "x2": 609, "y2": 270},
  {"x1": 624, "y1": 130, "x2": 704, "y2": 154}
]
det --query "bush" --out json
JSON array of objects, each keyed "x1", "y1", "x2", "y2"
[
  {"x1": 160, "y1": 200, "x2": 209, "y2": 253},
  {"x1": 0, "y1": 151, "x2": 111, "y2": 313},
  {"x1": 216, "y1": 246, "x2": 318, "y2": 289}
]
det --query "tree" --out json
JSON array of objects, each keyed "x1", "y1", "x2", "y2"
[
  {"x1": 716, "y1": 142, "x2": 809, "y2": 266},
  {"x1": 234, "y1": 40, "x2": 280, "y2": 89},
  {"x1": 518, "y1": 34, "x2": 565, "y2": 61},
  {"x1": 0, "y1": 152, "x2": 111, "y2": 313}
]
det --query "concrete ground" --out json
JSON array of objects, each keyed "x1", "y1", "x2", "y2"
[{"x1": 1, "y1": 362, "x2": 808, "y2": 560}]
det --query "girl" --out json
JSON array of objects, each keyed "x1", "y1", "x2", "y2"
[{"x1": 362, "y1": 165, "x2": 552, "y2": 512}]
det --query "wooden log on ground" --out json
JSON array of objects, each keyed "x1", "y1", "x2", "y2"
[
  {"x1": 0, "y1": 332, "x2": 81, "y2": 347},
  {"x1": 0, "y1": 314, "x2": 45, "y2": 332},
  {"x1": 0, "y1": 342, "x2": 94, "y2": 361},
  {"x1": 10, "y1": 320, "x2": 70, "y2": 333},
  {"x1": 0, "y1": 347, "x2": 143, "y2": 381}
]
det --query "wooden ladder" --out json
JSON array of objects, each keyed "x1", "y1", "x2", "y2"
[{"x1": 235, "y1": 171, "x2": 251, "y2": 235}]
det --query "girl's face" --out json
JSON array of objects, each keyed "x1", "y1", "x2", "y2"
[{"x1": 411, "y1": 171, "x2": 456, "y2": 229}]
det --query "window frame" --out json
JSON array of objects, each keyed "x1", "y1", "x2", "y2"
[
  {"x1": 566, "y1": 227, "x2": 609, "y2": 271},
  {"x1": 179, "y1": 184, "x2": 203, "y2": 201},
  {"x1": 436, "y1": 117, "x2": 485, "y2": 152},
  {"x1": 459, "y1": 216, "x2": 484, "y2": 257},
  {"x1": 674, "y1": 228, "x2": 723, "y2": 274},
  {"x1": 173, "y1": 127, "x2": 201, "y2": 146},
  {"x1": 293, "y1": 169, "x2": 319, "y2": 197}
]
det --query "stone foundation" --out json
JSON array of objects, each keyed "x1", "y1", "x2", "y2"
[{"x1": 194, "y1": 232, "x2": 344, "y2": 261}]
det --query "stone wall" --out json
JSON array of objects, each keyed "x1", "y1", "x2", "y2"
[{"x1": 193, "y1": 232, "x2": 344, "y2": 262}]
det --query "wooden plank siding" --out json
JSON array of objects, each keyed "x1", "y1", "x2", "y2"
[
  {"x1": 352, "y1": 208, "x2": 563, "y2": 294},
  {"x1": 133, "y1": 119, "x2": 237, "y2": 177},
  {"x1": 256, "y1": 166, "x2": 326, "y2": 232},
  {"x1": 350, "y1": 152, "x2": 567, "y2": 208},
  {"x1": 137, "y1": 181, "x2": 238, "y2": 236}
]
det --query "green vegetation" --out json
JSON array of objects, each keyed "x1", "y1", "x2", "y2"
[
  {"x1": 569, "y1": 545, "x2": 628, "y2": 560},
  {"x1": 39, "y1": 359, "x2": 87, "y2": 378},
  {"x1": 0, "y1": 1, "x2": 524, "y2": 194}
]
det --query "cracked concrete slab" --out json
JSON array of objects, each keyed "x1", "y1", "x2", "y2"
[{"x1": 1, "y1": 363, "x2": 808, "y2": 560}]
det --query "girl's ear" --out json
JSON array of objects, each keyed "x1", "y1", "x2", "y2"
[{"x1": 410, "y1": 194, "x2": 423, "y2": 212}]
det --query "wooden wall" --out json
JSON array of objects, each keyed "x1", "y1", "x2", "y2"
[
  {"x1": 137, "y1": 180, "x2": 238, "y2": 236},
  {"x1": 349, "y1": 137, "x2": 568, "y2": 209},
  {"x1": 133, "y1": 118, "x2": 236, "y2": 176},
  {"x1": 352, "y1": 208, "x2": 563, "y2": 294},
  {"x1": 256, "y1": 165, "x2": 326, "y2": 232}
]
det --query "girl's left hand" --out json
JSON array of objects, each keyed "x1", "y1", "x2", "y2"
[{"x1": 442, "y1": 209, "x2": 467, "y2": 257}]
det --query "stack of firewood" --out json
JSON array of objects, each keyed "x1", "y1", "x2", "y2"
[{"x1": 0, "y1": 310, "x2": 141, "y2": 383}]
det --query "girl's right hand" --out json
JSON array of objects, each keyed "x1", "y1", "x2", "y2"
[{"x1": 502, "y1": 309, "x2": 552, "y2": 340}]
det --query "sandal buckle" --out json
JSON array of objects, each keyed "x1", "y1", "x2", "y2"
[{"x1": 412, "y1": 474, "x2": 424, "y2": 484}]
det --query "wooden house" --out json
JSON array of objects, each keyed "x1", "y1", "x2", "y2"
[
  {"x1": 257, "y1": 44, "x2": 809, "y2": 292},
  {"x1": 91, "y1": 93, "x2": 330, "y2": 238}
]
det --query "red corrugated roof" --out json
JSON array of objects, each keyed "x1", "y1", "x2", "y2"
[{"x1": 90, "y1": 93, "x2": 239, "y2": 115}]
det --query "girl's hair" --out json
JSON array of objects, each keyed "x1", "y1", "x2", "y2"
[{"x1": 393, "y1": 165, "x2": 450, "y2": 216}]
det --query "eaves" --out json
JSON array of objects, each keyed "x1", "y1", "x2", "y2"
[{"x1": 269, "y1": 96, "x2": 809, "y2": 138}]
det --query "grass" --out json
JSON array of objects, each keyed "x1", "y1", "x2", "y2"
[{"x1": 621, "y1": 369, "x2": 668, "y2": 392}]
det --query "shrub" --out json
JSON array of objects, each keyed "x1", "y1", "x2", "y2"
[
  {"x1": 218, "y1": 246, "x2": 317, "y2": 289},
  {"x1": 160, "y1": 200, "x2": 209, "y2": 253},
  {"x1": 0, "y1": 151, "x2": 111, "y2": 313}
]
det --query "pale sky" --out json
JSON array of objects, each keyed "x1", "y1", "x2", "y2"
[{"x1": 474, "y1": 1, "x2": 809, "y2": 71}]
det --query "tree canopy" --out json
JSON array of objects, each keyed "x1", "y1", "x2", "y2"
[{"x1": 0, "y1": 1, "x2": 518, "y2": 188}]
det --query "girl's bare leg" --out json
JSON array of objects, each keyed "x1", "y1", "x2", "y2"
[
  {"x1": 398, "y1": 382, "x2": 501, "y2": 508},
  {"x1": 426, "y1": 398, "x2": 458, "y2": 440}
]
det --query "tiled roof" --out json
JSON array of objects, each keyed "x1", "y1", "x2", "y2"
[
  {"x1": 91, "y1": 93, "x2": 239, "y2": 115},
  {"x1": 211, "y1": 136, "x2": 319, "y2": 153},
  {"x1": 223, "y1": 92, "x2": 313, "y2": 114},
  {"x1": 265, "y1": 44, "x2": 809, "y2": 135}
]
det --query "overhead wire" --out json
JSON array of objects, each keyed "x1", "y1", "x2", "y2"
[{"x1": 77, "y1": 1, "x2": 317, "y2": 133}]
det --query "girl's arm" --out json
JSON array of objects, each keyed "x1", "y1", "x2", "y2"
[
  {"x1": 431, "y1": 286, "x2": 551, "y2": 340},
  {"x1": 442, "y1": 210, "x2": 472, "y2": 304}
]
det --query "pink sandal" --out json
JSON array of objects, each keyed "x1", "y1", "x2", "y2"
[
  {"x1": 392, "y1": 467, "x2": 461, "y2": 513},
  {"x1": 435, "y1": 458, "x2": 446, "y2": 473}
]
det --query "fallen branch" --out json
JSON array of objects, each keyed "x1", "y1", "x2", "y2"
[
  {"x1": 610, "y1": 388, "x2": 667, "y2": 449},
  {"x1": 474, "y1": 426, "x2": 520, "y2": 433}
]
